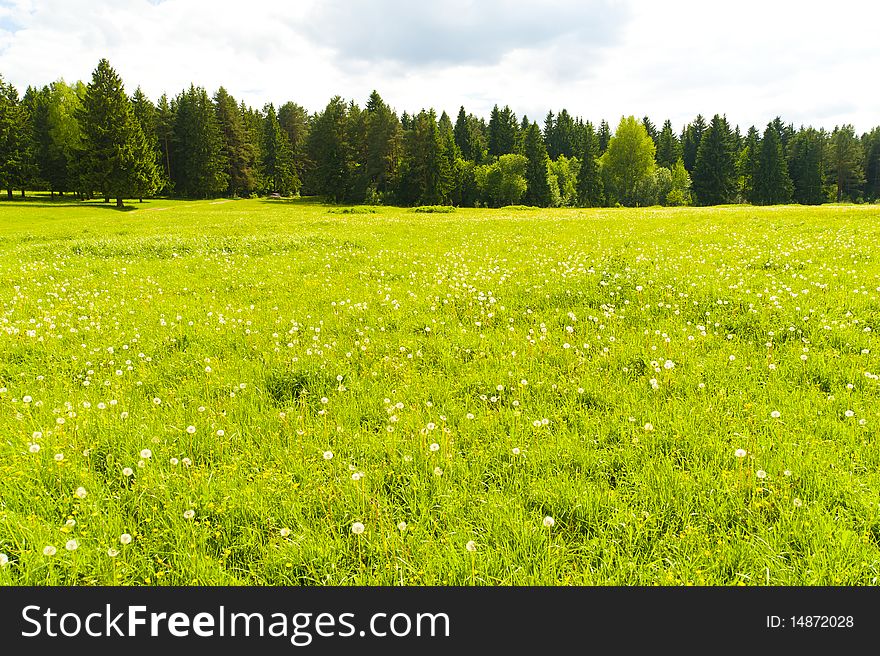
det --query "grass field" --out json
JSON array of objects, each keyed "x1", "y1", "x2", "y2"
[{"x1": 1, "y1": 196, "x2": 879, "y2": 585}]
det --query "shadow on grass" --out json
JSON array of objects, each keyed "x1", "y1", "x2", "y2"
[
  {"x1": 0, "y1": 197, "x2": 147, "y2": 212},
  {"x1": 256, "y1": 195, "x2": 331, "y2": 207}
]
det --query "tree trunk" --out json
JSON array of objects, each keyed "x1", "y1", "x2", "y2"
[
  {"x1": 104, "y1": 196, "x2": 110, "y2": 203},
  {"x1": 50, "y1": 190, "x2": 55, "y2": 199},
  {"x1": 139, "y1": 198, "x2": 143, "y2": 203},
  {"x1": 6, "y1": 188, "x2": 11, "y2": 200},
  {"x1": 20, "y1": 189, "x2": 24, "y2": 198},
  {"x1": 116, "y1": 197, "x2": 124, "y2": 208}
]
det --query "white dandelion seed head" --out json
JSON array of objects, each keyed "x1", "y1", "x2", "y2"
[
  {"x1": 543, "y1": 516, "x2": 555, "y2": 528},
  {"x1": 122, "y1": 467, "x2": 134, "y2": 476},
  {"x1": 433, "y1": 467, "x2": 443, "y2": 476},
  {"x1": 429, "y1": 443, "x2": 440, "y2": 452},
  {"x1": 29, "y1": 443, "x2": 40, "y2": 453},
  {"x1": 323, "y1": 450, "x2": 333, "y2": 460},
  {"x1": 793, "y1": 498, "x2": 803, "y2": 507},
  {"x1": 119, "y1": 533, "x2": 132, "y2": 545},
  {"x1": 140, "y1": 448, "x2": 152, "y2": 459},
  {"x1": 398, "y1": 521, "x2": 407, "y2": 532},
  {"x1": 644, "y1": 423, "x2": 654, "y2": 432},
  {"x1": 466, "y1": 540, "x2": 477, "y2": 553},
  {"x1": 75, "y1": 487, "x2": 87, "y2": 499},
  {"x1": 512, "y1": 447, "x2": 521, "y2": 455},
  {"x1": 735, "y1": 448, "x2": 747, "y2": 458},
  {"x1": 186, "y1": 426, "x2": 196, "y2": 434},
  {"x1": 170, "y1": 457, "x2": 179, "y2": 466},
  {"x1": 770, "y1": 410, "x2": 781, "y2": 419},
  {"x1": 65, "y1": 539, "x2": 78, "y2": 551},
  {"x1": 43, "y1": 545, "x2": 57, "y2": 557},
  {"x1": 756, "y1": 469, "x2": 767, "y2": 479},
  {"x1": 351, "y1": 522, "x2": 365, "y2": 535},
  {"x1": 183, "y1": 509, "x2": 195, "y2": 520},
  {"x1": 0, "y1": 553, "x2": 8, "y2": 567},
  {"x1": 280, "y1": 528, "x2": 291, "y2": 538},
  {"x1": 107, "y1": 548, "x2": 119, "y2": 558}
]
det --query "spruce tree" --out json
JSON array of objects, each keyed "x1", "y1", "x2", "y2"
[
  {"x1": 522, "y1": 122, "x2": 551, "y2": 206},
  {"x1": 77, "y1": 58, "x2": 159, "y2": 207},
  {"x1": 753, "y1": 122, "x2": 793, "y2": 205},
  {"x1": 738, "y1": 126, "x2": 761, "y2": 203},
  {"x1": 862, "y1": 127, "x2": 880, "y2": 202},
  {"x1": 788, "y1": 127, "x2": 826, "y2": 205},
  {"x1": 681, "y1": 114, "x2": 706, "y2": 172},
  {"x1": 170, "y1": 85, "x2": 228, "y2": 198},
  {"x1": 656, "y1": 119, "x2": 682, "y2": 169},
  {"x1": 691, "y1": 114, "x2": 736, "y2": 205},
  {"x1": 576, "y1": 122, "x2": 604, "y2": 207},
  {"x1": 363, "y1": 91, "x2": 401, "y2": 200},
  {"x1": 0, "y1": 76, "x2": 24, "y2": 198},
  {"x1": 597, "y1": 120, "x2": 611, "y2": 154},
  {"x1": 261, "y1": 103, "x2": 297, "y2": 195},
  {"x1": 828, "y1": 125, "x2": 864, "y2": 202},
  {"x1": 214, "y1": 87, "x2": 257, "y2": 197}
]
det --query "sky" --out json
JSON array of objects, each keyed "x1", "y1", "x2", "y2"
[{"x1": 1, "y1": 0, "x2": 878, "y2": 133}]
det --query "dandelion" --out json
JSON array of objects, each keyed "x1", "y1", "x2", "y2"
[
  {"x1": 429, "y1": 442, "x2": 440, "y2": 452},
  {"x1": 426, "y1": 422, "x2": 436, "y2": 431},
  {"x1": 32, "y1": 431, "x2": 42, "y2": 439},
  {"x1": 140, "y1": 448, "x2": 152, "y2": 459},
  {"x1": 43, "y1": 545, "x2": 57, "y2": 557},
  {"x1": 65, "y1": 540, "x2": 78, "y2": 551},
  {"x1": 770, "y1": 410, "x2": 781, "y2": 419},
  {"x1": 75, "y1": 487, "x2": 87, "y2": 499},
  {"x1": 182, "y1": 457, "x2": 192, "y2": 466},
  {"x1": 107, "y1": 548, "x2": 119, "y2": 558},
  {"x1": 186, "y1": 426, "x2": 196, "y2": 434},
  {"x1": 323, "y1": 450, "x2": 334, "y2": 460},
  {"x1": 351, "y1": 472, "x2": 362, "y2": 481},
  {"x1": 280, "y1": 528, "x2": 291, "y2": 538},
  {"x1": 351, "y1": 522, "x2": 365, "y2": 535},
  {"x1": 122, "y1": 467, "x2": 134, "y2": 476},
  {"x1": 512, "y1": 447, "x2": 521, "y2": 456},
  {"x1": 29, "y1": 444, "x2": 40, "y2": 453},
  {"x1": 844, "y1": 410, "x2": 855, "y2": 418},
  {"x1": 783, "y1": 470, "x2": 792, "y2": 477},
  {"x1": 543, "y1": 516, "x2": 555, "y2": 528},
  {"x1": 729, "y1": 355, "x2": 736, "y2": 362},
  {"x1": 793, "y1": 498, "x2": 803, "y2": 508},
  {"x1": 433, "y1": 467, "x2": 443, "y2": 476},
  {"x1": 23, "y1": 395, "x2": 32, "y2": 403},
  {"x1": 153, "y1": 397, "x2": 161, "y2": 405},
  {"x1": 398, "y1": 522, "x2": 407, "y2": 532},
  {"x1": 663, "y1": 360, "x2": 675, "y2": 370},
  {"x1": 466, "y1": 413, "x2": 474, "y2": 420},
  {"x1": 0, "y1": 553, "x2": 8, "y2": 567},
  {"x1": 756, "y1": 470, "x2": 767, "y2": 480},
  {"x1": 170, "y1": 457, "x2": 179, "y2": 466},
  {"x1": 183, "y1": 509, "x2": 195, "y2": 520},
  {"x1": 644, "y1": 423, "x2": 654, "y2": 432},
  {"x1": 320, "y1": 397, "x2": 329, "y2": 404},
  {"x1": 120, "y1": 533, "x2": 132, "y2": 545},
  {"x1": 466, "y1": 540, "x2": 477, "y2": 552}
]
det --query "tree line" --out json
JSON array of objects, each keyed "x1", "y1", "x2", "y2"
[{"x1": 1, "y1": 59, "x2": 878, "y2": 208}]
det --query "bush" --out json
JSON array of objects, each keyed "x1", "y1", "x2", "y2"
[{"x1": 411, "y1": 205, "x2": 456, "y2": 213}]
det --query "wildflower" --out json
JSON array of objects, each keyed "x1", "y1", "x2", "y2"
[
  {"x1": 65, "y1": 540, "x2": 78, "y2": 551},
  {"x1": 107, "y1": 548, "x2": 119, "y2": 558},
  {"x1": 75, "y1": 487, "x2": 87, "y2": 499},
  {"x1": 844, "y1": 410, "x2": 855, "y2": 418},
  {"x1": 398, "y1": 522, "x2": 407, "y2": 532},
  {"x1": 186, "y1": 426, "x2": 196, "y2": 434},
  {"x1": 170, "y1": 457, "x2": 179, "y2": 466},
  {"x1": 466, "y1": 540, "x2": 477, "y2": 552},
  {"x1": 512, "y1": 447, "x2": 521, "y2": 456},
  {"x1": 793, "y1": 498, "x2": 803, "y2": 508},
  {"x1": 54, "y1": 453, "x2": 64, "y2": 462},
  {"x1": 770, "y1": 410, "x2": 781, "y2": 419},
  {"x1": 320, "y1": 397, "x2": 329, "y2": 404},
  {"x1": 756, "y1": 470, "x2": 767, "y2": 480},
  {"x1": 426, "y1": 422, "x2": 436, "y2": 431},
  {"x1": 783, "y1": 470, "x2": 792, "y2": 477},
  {"x1": 429, "y1": 443, "x2": 440, "y2": 452},
  {"x1": 466, "y1": 413, "x2": 474, "y2": 420},
  {"x1": 351, "y1": 522, "x2": 365, "y2": 535},
  {"x1": 663, "y1": 360, "x2": 675, "y2": 370},
  {"x1": 120, "y1": 534, "x2": 132, "y2": 545},
  {"x1": 140, "y1": 448, "x2": 152, "y2": 459},
  {"x1": 182, "y1": 458, "x2": 192, "y2": 467},
  {"x1": 29, "y1": 444, "x2": 40, "y2": 453},
  {"x1": 323, "y1": 450, "x2": 334, "y2": 460},
  {"x1": 433, "y1": 467, "x2": 443, "y2": 476},
  {"x1": 153, "y1": 397, "x2": 161, "y2": 405},
  {"x1": 280, "y1": 528, "x2": 291, "y2": 538},
  {"x1": 122, "y1": 467, "x2": 134, "y2": 476},
  {"x1": 0, "y1": 553, "x2": 8, "y2": 567},
  {"x1": 351, "y1": 472, "x2": 362, "y2": 481},
  {"x1": 543, "y1": 516, "x2": 555, "y2": 528},
  {"x1": 183, "y1": 509, "x2": 195, "y2": 520},
  {"x1": 644, "y1": 423, "x2": 654, "y2": 432},
  {"x1": 43, "y1": 545, "x2": 57, "y2": 557}
]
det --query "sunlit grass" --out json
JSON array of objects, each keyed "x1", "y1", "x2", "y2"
[{"x1": 0, "y1": 196, "x2": 879, "y2": 585}]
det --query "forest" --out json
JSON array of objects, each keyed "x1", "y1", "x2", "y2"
[{"x1": 0, "y1": 58, "x2": 877, "y2": 208}]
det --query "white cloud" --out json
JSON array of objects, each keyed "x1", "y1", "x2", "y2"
[{"x1": 0, "y1": 0, "x2": 878, "y2": 132}]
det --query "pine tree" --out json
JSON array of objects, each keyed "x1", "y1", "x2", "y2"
[
  {"x1": 0, "y1": 76, "x2": 25, "y2": 198},
  {"x1": 576, "y1": 121, "x2": 604, "y2": 207},
  {"x1": 278, "y1": 101, "x2": 310, "y2": 189},
  {"x1": 130, "y1": 87, "x2": 161, "y2": 201},
  {"x1": 155, "y1": 93, "x2": 174, "y2": 192},
  {"x1": 753, "y1": 122, "x2": 793, "y2": 205},
  {"x1": 656, "y1": 119, "x2": 682, "y2": 169},
  {"x1": 397, "y1": 109, "x2": 447, "y2": 205},
  {"x1": 77, "y1": 59, "x2": 160, "y2": 207},
  {"x1": 691, "y1": 114, "x2": 736, "y2": 205},
  {"x1": 863, "y1": 127, "x2": 880, "y2": 202},
  {"x1": 362, "y1": 91, "x2": 401, "y2": 201},
  {"x1": 522, "y1": 122, "x2": 551, "y2": 206},
  {"x1": 642, "y1": 116, "x2": 658, "y2": 149}
]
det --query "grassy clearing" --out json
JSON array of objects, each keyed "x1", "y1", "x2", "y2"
[{"x1": 1, "y1": 196, "x2": 879, "y2": 585}]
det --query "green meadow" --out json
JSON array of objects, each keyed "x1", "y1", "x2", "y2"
[{"x1": 1, "y1": 196, "x2": 879, "y2": 585}]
